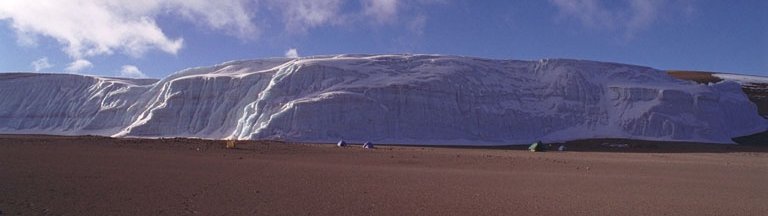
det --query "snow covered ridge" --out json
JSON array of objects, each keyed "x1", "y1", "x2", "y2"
[
  {"x1": 713, "y1": 73, "x2": 768, "y2": 85},
  {"x1": 713, "y1": 73, "x2": 768, "y2": 119},
  {"x1": 0, "y1": 55, "x2": 765, "y2": 144}
]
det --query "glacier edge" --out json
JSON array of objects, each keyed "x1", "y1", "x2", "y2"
[{"x1": 0, "y1": 55, "x2": 764, "y2": 145}]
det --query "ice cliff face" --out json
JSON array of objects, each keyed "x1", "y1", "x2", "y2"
[{"x1": 0, "y1": 55, "x2": 765, "y2": 144}]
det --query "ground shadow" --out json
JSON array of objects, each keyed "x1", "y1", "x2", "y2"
[
  {"x1": 2, "y1": 134, "x2": 766, "y2": 154},
  {"x1": 382, "y1": 138, "x2": 768, "y2": 154}
]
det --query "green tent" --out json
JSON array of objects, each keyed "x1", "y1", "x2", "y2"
[{"x1": 529, "y1": 141, "x2": 543, "y2": 152}]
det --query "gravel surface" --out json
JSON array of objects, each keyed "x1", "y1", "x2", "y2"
[{"x1": 1, "y1": 135, "x2": 766, "y2": 215}]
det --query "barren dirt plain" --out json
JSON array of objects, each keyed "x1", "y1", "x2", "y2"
[{"x1": 1, "y1": 135, "x2": 766, "y2": 215}]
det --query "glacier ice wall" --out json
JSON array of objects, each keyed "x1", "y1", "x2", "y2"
[{"x1": 0, "y1": 55, "x2": 764, "y2": 144}]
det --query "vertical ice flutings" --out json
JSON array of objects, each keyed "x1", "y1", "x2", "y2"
[{"x1": 0, "y1": 55, "x2": 764, "y2": 144}]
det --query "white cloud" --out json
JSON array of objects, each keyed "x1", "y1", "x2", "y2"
[
  {"x1": 120, "y1": 65, "x2": 148, "y2": 78},
  {"x1": 0, "y1": 0, "x2": 258, "y2": 59},
  {"x1": 65, "y1": 59, "x2": 93, "y2": 73},
  {"x1": 270, "y1": 0, "x2": 343, "y2": 33},
  {"x1": 363, "y1": 0, "x2": 399, "y2": 23},
  {"x1": 549, "y1": 0, "x2": 666, "y2": 39},
  {"x1": 0, "y1": 0, "x2": 448, "y2": 63},
  {"x1": 285, "y1": 48, "x2": 299, "y2": 58},
  {"x1": 31, "y1": 57, "x2": 53, "y2": 72},
  {"x1": 163, "y1": 0, "x2": 258, "y2": 39}
]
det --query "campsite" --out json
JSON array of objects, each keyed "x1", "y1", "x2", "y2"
[
  {"x1": 1, "y1": 1, "x2": 766, "y2": 215},
  {"x1": 1, "y1": 135, "x2": 766, "y2": 215}
]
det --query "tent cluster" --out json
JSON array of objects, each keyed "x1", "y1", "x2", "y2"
[
  {"x1": 337, "y1": 140, "x2": 375, "y2": 149},
  {"x1": 529, "y1": 141, "x2": 566, "y2": 152},
  {"x1": 337, "y1": 140, "x2": 561, "y2": 152},
  {"x1": 529, "y1": 141, "x2": 544, "y2": 152}
]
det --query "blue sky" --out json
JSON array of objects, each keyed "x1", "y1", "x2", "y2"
[{"x1": 0, "y1": 0, "x2": 765, "y2": 78}]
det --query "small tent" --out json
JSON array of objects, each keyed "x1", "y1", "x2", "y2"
[
  {"x1": 529, "y1": 141, "x2": 544, "y2": 152},
  {"x1": 337, "y1": 140, "x2": 347, "y2": 147},
  {"x1": 362, "y1": 141, "x2": 374, "y2": 149}
]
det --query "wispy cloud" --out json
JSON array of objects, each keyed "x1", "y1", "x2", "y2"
[
  {"x1": 167, "y1": 0, "x2": 258, "y2": 39},
  {"x1": 31, "y1": 57, "x2": 53, "y2": 72},
  {"x1": 363, "y1": 0, "x2": 399, "y2": 23},
  {"x1": 270, "y1": 0, "x2": 344, "y2": 33},
  {"x1": 408, "y1": 14, "x2": 428, "y2": 37},
  {"x1": 285, "y1": 48, "x2": 299, "y2": 58},
  {"x1": 549, "y1": 0, "x2": 674, "y2": 39},
  {"x1": 361, "y1": 0, "x2": 443, "y2": 37},
  {"x1": 65, "y1": 59, "x2": 93, "y2": 73},
  {"x1": 120, "y1": 65, "x2": 148, "y2": 78},
  {"x1": 550, "y1": 0, "x2": 616, "y2": 28},
  {"x1": 625, "y1": 0, "x2": 661, "y2": 38}
]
